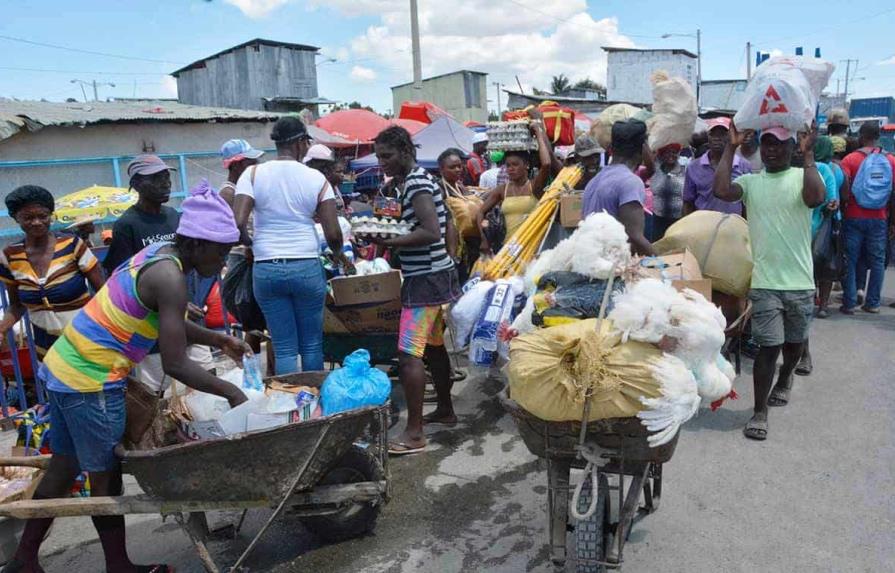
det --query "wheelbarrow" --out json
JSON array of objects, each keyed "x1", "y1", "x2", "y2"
[
  {"x1": 501, "y1": 390, "x2": 679, "y2": 572},
  {"x1": 0, "y1": 371, "x2": 390, "y2": 573}
]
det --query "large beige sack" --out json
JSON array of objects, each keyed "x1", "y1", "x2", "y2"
[
  {"x1": 653, "y1": 211, "x2": 753, "y2": 298},
  {"x1": 507, "y1": 319, "x2": 662, "y2": 422},
  {"x1": 590, "y1": 104, "x2": 652, "y2": 149}
]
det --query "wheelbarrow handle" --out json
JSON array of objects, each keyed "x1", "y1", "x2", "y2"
[{"x1": 0, "y1": 455, "x2": 51, "y2": 469}]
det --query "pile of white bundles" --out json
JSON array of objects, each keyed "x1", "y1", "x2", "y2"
[
  {"x1": 734, "y1": 56, "x2": 834, "y2": 132},
  {"x1": 354, "y1": 257, "x2": 392, "y2": 276},
  {"x1": 607, "y1": 279, "x2": 737, "y2": 446}
]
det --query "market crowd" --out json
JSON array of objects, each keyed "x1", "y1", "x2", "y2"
[{"x1": 0, "y1": 101, "x2": 892, "y2": 570}]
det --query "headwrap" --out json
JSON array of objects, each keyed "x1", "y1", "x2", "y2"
[
  {"x1": 176, "y1": 179, "x2": 239, "y2": 244},
  {"x1": 830, "y1": 135, "x2": 847, "y2": 155},
  {"x1": 814, "y1": 136, "x2": 834, "y2": 164}
]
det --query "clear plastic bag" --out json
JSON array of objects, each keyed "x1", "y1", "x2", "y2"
[{"x1": 320, "y1": 349, "x2": 391, "y2": 416}]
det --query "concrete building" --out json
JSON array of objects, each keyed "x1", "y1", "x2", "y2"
[
  {"x1": 504, "y1": 91, "x2": 623, "y2": 116},
  {"x1": 392, "y1": 71, "x2": 488, "y2": 123},
  {"x1": 700, "y1": 79, "x2": 748, "y2": 112},
  {"x1": 604, "y1": 47, "x2": 697, "y2": 105},
  {"x1": 0, "y1": 99, "x2": 282, "y2": 237},
  {"x1": 172, "y1": 38, "x2": 332, "y2": 113}
]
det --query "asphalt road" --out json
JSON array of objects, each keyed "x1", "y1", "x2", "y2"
[{"x1": 35, "y1": 272, "x2": 895, "y2": 573}]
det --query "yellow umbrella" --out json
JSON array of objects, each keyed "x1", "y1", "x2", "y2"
[{"x1": 54, "y1": 185, "x2": 136, "y2": 225}]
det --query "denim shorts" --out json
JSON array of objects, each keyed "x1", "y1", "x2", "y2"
[
  {"x1": 49, "y1": 388, "x2": 126, "y2": 472},
  {"x1": 749, "y1": 289, "x2": 814, "y2": 347}
]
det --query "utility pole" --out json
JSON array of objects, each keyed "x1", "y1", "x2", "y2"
[
  {"x1": 493, "y1": 82, "x2": 502, "y2": 115},
  {"x1": 71, "y1": 79, "x2": 115, "y2": 101},
  {"x1": 841, "y1": 58, "x2": 859, "y2": 103},
  {"x1": 409, "y1": 0, "x2": 422, "y2": 90},
  {"x1": 696, "y1": 28, "x2": 702, "y2": 108},
  {"x1": 746, "y1": 42, "x2": 752, "y2": 79}
]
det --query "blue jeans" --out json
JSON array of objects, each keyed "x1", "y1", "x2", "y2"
[
  {"x1": 48, "y1": 388, "x2": 126, "y2": 472},
  {"x1": 253, "y1": 258, "x2": 326, "y2": 374},
  {"x1": 843, "y1": 218, "x2": 887, "y2": 309}
]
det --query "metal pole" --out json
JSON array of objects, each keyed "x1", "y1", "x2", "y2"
[
  {"x1": 842, "y1": 60, "x2": 851, "y2": 105},
  {"x1": 746, "y1": 42, "x2": 752, "y2": 79},
  {"x1": 78, "y1": 83, "x2": 88, "y2": 102},
  {"x1": 409, "y1": 0, "x2": 422, "y2": 90},
  {"x1": 696, "y1": 28, "x2": 702, "y2": 108},
  {"x1": 92, "y1": 80, "x2": 99, "y2": 101}
]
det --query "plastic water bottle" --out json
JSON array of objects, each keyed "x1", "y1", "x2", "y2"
[{"x1": 242, "y1": 353, "x2": 263, "y2": 392}]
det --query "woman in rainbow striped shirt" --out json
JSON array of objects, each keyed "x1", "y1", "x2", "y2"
[{"x1": 4, "y1": 182, "x2": 250, "y2": 573}]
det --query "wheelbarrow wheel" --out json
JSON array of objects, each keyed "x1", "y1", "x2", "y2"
[
  {"x1": 302, "y1": 445, "x2": 384, "y2": 543},
  {"x1": 575, "y1": 473, "x2": 608, "y2": 573}
]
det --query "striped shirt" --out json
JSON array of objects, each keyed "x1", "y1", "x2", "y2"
[
  {"x1": 40, "y1": 242, "x2": 180, "y2": 393},
  {"x1": 399, "y1": 167, "x2": 454, "y2": 277},
  {"x1": 0, "y1": 234, "x2": 97, "y2": 353}
]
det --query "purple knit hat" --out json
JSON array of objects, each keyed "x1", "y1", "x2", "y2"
[{"x1": 176, "y1": 179, "x2": 239, "y2": 244}]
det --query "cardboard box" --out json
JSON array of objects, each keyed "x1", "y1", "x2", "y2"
[
  {"x1": 326, "y1": 299, "x2": 402, "y2": 334},
  {"x1": 639, "y1": 249, "x2": 713, "y2": 301},
  {"x1": 330, "y1": 271, "x2": 401, "y2": 306},
  {"x1": 323, "y1": 307, "x2": 351, "y2": 334},
  {"x1": 560, "y1": 193, "x2": 583, "y2": 228}
]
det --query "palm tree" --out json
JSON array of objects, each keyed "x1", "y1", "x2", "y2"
[{"x1": 550, "y1": 74, "x2": 571, "y2": 95}]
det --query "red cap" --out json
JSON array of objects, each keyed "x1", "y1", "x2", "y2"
[
  {"x1": 761, "y1": 126, "x2": 795, "y2": 142},
  {"x1": 705, "y1": 117, "x2": 731, "y2": 132}
]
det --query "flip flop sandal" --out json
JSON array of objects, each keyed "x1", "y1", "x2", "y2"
[
  {"x1": 743, "y1": 419, "x2": 768, "y2": 441},
  {"x1": 422, "y1": 415, "x2": 458, "y2": 427},
  {"x1": 388, "y1": 441, "x2": 426, "y2": 456},
  {"x1": 450, "y1": 368, "x2": 468, "y2": 382},
  {"x1": 767, "y1": 387, "x2": 790, "y2": 407}
]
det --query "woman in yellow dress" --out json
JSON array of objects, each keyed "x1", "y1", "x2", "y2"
[{"x1": 477, "y1": 111, "x2": 554, "y2": 256}]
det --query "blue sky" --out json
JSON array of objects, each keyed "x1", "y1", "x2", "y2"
[{"x1": 1, "y1": 1, "x2": 893, "y2": 113}]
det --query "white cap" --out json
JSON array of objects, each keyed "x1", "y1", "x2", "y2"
[
  {"x1": 472, "y1": 132, "x2": 489, "y2": 144},
  {"x1": 303, "y1": 143, "x2": 335, "y2": 164}
]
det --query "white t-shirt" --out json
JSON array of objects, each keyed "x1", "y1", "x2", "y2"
[
  {"x1": 235, "y1": 160, "x2": 335, "y2": 261},
  {"x1": 479, "y1": 167, "x2": 501, "y2": 190}
]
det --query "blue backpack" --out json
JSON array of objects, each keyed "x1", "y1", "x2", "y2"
[{"x1": 852, "y1": 148, "x2": 893, "y2": 209}]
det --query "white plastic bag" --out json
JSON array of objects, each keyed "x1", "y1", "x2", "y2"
[
  {"x1": 647, "y1": 71, "x2": 697, "y2": 151},
  {"x1": 450, "y1": 280, "x2": 494, "y2": 348},
  {"x1": 734, "y1": 56, "x2": 834, "y2": 133}
]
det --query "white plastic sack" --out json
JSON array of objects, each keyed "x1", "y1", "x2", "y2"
[
  {"x1": 647, "y1": 71, "x2": 697, "y2": 151},
  {"x1": 450, "y1": 280, "x2": 494, "y2": 348},
  {"x1": 734, "y1": 56, "x2": 834, "y2": 133}
]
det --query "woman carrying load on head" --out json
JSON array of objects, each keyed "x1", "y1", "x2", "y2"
[{"x1": 476, "y1": 109, "x2": 556, "y2": 256}]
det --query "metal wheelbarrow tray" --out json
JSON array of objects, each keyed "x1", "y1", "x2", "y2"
[
  {"x1": 500, "y1": 389, "x2": 680, "y2": 572},
  {"x1": 0, "y1": 371, "x2": 391, "y2": 573}
]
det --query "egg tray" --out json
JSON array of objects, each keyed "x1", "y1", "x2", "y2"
[{"x1": 350, "y1": 216, "x2": 412, "y2": 239}]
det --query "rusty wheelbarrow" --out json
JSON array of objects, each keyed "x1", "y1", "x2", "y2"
[{"x1": 0, "y1": 372, "x2": 390, "y2": 573}]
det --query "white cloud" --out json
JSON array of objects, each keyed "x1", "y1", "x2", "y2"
[
  {"x1": 877, "y1": 56, "x2": 895, "y2": 65},
  {"x1": 161, "y1": 76, "x2": 178, "y2": 98},
  {"x1": 325, "y1": 1, "x2": 634, "y2": 95},
  {"x1": 350, "y1": 65, "x2": 377, "y2": 82},
  {"x1": 223, "y1": 0, "x2": 289, "y2": 19}
]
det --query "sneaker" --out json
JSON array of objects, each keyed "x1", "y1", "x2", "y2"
[
  {"x1": 840, "y1": 306, "x2": 856, "y2": 315},
  {"x1": 816, "y1": 307, "x2": 829, "y2": 319},
  {"x1": 857, "y1": 290, "x2": 865, "y2": 305},
  {"x1": 861, "y1": 306, "x2": 881, "y2": 314}
]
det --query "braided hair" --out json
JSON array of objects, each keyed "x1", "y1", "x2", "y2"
[
  {"x1": 374, "y1": 126, "x2": 417, "y2": 160},
  {"x1": 437, "y1": 147, "x2": 464, "y2": 166}
]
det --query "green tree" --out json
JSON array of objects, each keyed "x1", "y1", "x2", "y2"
[
  {"x1": 550, "y1": 74, "x2": 571, "y2": 95},
  {"x1": 573, "y1": 78, "x2": 607, "y2": 99}
]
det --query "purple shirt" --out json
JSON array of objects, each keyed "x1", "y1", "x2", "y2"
[
  {"x1": 682, "y1": 153, "x2": 752, "y2": 215},
  {"x1": 582, "y1": 164, "x2": 645, "y2": 219}
]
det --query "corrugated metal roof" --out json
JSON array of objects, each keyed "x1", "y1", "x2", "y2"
[
  {"x1": 172, "y1": 38, "x2": 319, "y2": 76},
  {"x1": 0, "y1": 99, "x2": 281, "y2": 142}
]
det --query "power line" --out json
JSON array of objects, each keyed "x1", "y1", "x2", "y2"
[
  {"x1": 0, "y1": 66, "x2": 170, "y2": 76},
  {"x1": 0, "y1": 34, "x2": 184, "y2": 65}
]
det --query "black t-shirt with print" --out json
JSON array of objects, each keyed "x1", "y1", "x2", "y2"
[{"x1": 102, "y1": 205, "x2": 180, "y2": 275}]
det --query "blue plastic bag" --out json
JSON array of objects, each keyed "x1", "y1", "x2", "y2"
[{"x1": 321, "y1": 349, "x2": 391, "y2": 416}]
